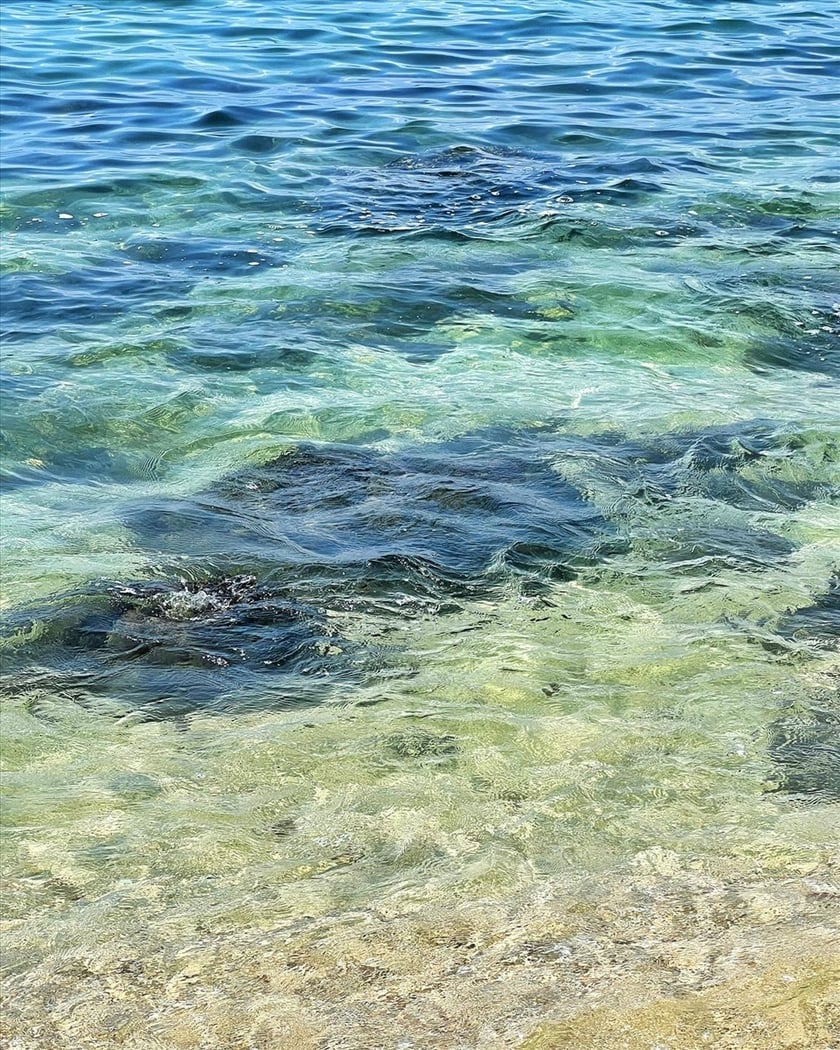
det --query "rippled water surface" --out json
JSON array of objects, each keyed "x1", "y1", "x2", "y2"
[{"x1": 1, "y1": 1, "x2": 839, "y2": 1047}]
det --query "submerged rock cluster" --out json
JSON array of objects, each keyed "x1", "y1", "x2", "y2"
[{"x1": 2, "y1": 419, "x2": 836, "y2": 770}]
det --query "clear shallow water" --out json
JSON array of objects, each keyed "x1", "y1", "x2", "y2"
[{"x1": 1, "y1": 1, "x2": 839, "y2": 1046}]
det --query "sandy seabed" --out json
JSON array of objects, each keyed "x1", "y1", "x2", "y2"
[{"x1": 3, "y1": 849, "x2": 838, "y2": 1050}]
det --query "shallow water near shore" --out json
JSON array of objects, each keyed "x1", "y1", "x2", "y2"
[{"x1": 1, "y1": 1, "x2": 839, "y2": 1046}]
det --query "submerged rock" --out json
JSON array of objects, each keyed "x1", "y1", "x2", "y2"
[
  {"x1": 765, "y1": 579, "x2": 839, "y2": 802},
  {"x1": 641, "y1": 521, "x2": 795, "y2": 574},
  {"x1": 126, "y1": 429, "x2": 622, "y2": 614},
  {"x1": 4, "y1": 418, "x2": 829, "y2": 721},
  {"x1": 1, "y1": 426, "x2": 623, "y2": 720},
  {"x1": 549, "y1": 418, "x2": 829, "y2": 580},
  {"x1": 744, "y1": 301, "x2": 840, "y2": 378},
  {"x1": 312, "y1": 145, "x2": 562, "y2": 240},
  {"x1": 573, "y1": 419, "x2": 834, "y2": 513},
  {"x1": 773, "y1": 576, "x2": 840, "y2": 650},
  {"x1": 768, "y1": 677, "x2": 840, "y2": 803},
  {"x1": 383, "y1": 728, "x2": 460, "y2": 760},
  {"x1": 0, "y1": 574, "x2": 368, "y2": 721}
]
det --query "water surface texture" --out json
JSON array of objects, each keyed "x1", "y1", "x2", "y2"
[{"x1": 1, "y1": 1, "x2": 839, "y2": 1047}]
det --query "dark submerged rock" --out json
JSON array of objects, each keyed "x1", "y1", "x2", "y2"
[
  {"x1": 772, "y1": 577, "x2": 840, "y2": 650},
  {"x1": 1, "y1": 426, "x2": 622, "y2": 720},
  {"x1": 0, "y1": 445, "x2": 138, "y2": 490},
  {"x1": 4, "y1": 418, "x2": 829, "y2": 721},
  {"x1": 744, "y1": 302, "x2": 840, "y2": 378},
  {"x1": 312, "y1": 145, "x2": 558, "y2": 239},
  {"x1": 126, "y1": 429, "x2": 622, "y2": 614},
  {"x1": 768, "y1": 676, "x2": 840, "y2": 803},
  {"x1": 573, "y1": 420, "x2": 833, "y2": 513},
  {"x1": 643, "y1": 522, "x2": 795, "y2": 575},
  {"x1": 0, "y1": 269, "x2": 193, "y2": 340},
  {"x1": 1, "y1": 574, "x2": 366, "y2": 721},
  {"x1": 167, "y1": 340, "x2": 318, "y2": 374},
  {"x1": 764, "y1": 580, "x2": 839, "y2": 802},
  {"x1": 746, "y1": 335, "x2": 840, "y2": 378}
]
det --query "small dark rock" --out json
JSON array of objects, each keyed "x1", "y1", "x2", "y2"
[
  {"x1": 268, "y1": 817, "x2": 297, "y2": 839},
  {"x1": 383, "y1": 728, "x2": 460, "y2": 759},
  {"x1": 109, "y1": 773, "x2": 162, "y2": 800}
]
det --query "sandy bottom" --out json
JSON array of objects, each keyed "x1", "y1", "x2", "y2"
[
  {"x1": 3, "y1": 852, "x2": 838, "y2": 1050},
  {"x1": 3, "y1": 527, "x2": 838, "y2": 1050}
]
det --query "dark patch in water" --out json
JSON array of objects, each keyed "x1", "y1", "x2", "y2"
[
  {"x1": 314, "y1": 146, "x2": 551, "y2": 238},
  {"x1": 645, "y1": 522, "x2": 794, "y2": 574},
  {"x1": 0, "y1": 269, "x2": 194, "y2": 339},
  {"x1": 1, "y1": 446, "x2": 138, "y2": 490},
  {"x1": 1, "y1": 427, "x2": 621, "y2": 719},
  {"x1": 127, "y1": 419, "x2": 814, "y2": 612},
  {"x1": 3, "y1": 418, "x2": 827, "y2": 720},
  {"x1": 768, "y1": 676, "x2": 840, "y2": 804},
  {"x1": 311, "y1": 145, "x2": 664, "y2": 242},
  {"x1": 746, "y1": 333, "x2": 840, "y2": 378},
  {"x1": 127, "y1": 430, "x2": 620, "y2": 612},
  {"x1": 166, "y1": 339, "x2": 318, "y2": 374},
  {"x1": 772, "y1": 577, "x2": 840, "y2": 651},
  {"x1": 121, "y1": 234, "x2": 283, "y2": 276},
  {"x1": 268, "y1": 817, "x2": 297, "y2": 839},
  {"x1": 566, "y1": 419, "x2": 834, "y2": 514},
  {"x1": 764, "y1": 580, "x2": 839, "y2": 802},
  {"x1": 744, "y1": 302, "x2": 840, "y2": 378},
  {"x1": 383, "y1": 728, "x2": 460, "y2": 759},
  {"x1": 109, "y1": 772, "x2": 162, "y2": 800},
  {"x1": 521, "y1": 418, "x2": 823, "y2": 581},
  {"x1": 1, "y1": 575, "x2": 367, "y2": 721}
]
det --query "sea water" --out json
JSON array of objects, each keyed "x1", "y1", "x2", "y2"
[{"x1": 1, "y1": 2, "x2": 838, "y2": 1047}]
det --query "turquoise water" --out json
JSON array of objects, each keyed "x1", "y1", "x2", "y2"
[{"x1": 1, "y1": 2, "x2": 839, "y2": 1047}]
